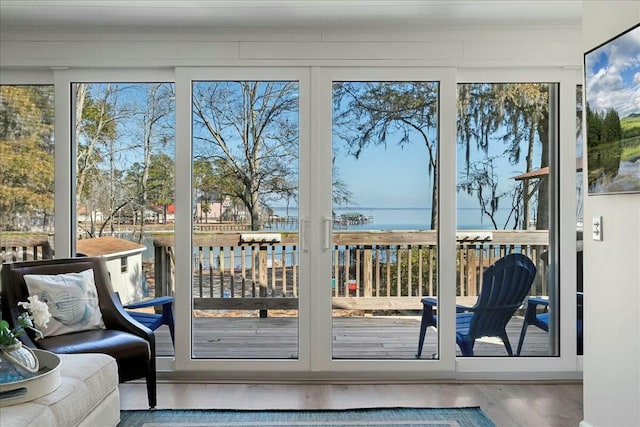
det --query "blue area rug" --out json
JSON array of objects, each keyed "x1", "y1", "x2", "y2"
[{"x1": 118, "y1": 407, "x2": 496, "y2": 426}]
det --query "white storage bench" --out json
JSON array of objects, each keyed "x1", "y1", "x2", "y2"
[{"x1": 1, "y1": 353, "x2": 120, "y2": 427}]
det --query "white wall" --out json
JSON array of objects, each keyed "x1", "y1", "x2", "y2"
[
  {"x1": 0, "y1": 24, "x2": 581, "y2": 68},
  {"x1": 581, "y1": 2, "x2": 640, "y2": 427}
]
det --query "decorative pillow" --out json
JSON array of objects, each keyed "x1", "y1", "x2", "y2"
[{"x1": 23, "y1": 269, "x2": 105, "y2": 338}]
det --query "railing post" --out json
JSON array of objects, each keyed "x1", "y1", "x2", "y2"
[
  {"x1": 468, "y1": 247, "x2": 477, "y2": 297},
  {"x1": 363, "y1": 246, "x2": 373, "y2": 297},
  {"x1": 154, "y1": 244, "x2": 164, "y2": 297},
  {"x1": 154, "y1": 244, "x2": 173, "y2": 297},
  {"x1": 43, "y1": 241, "x2": 54, "y2": 259},
  {"x1": 258, "y1": 246, "x2": 268, "y2": 318}
]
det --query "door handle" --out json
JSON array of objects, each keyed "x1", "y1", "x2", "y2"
[
  {"x1": 300, "y1": 217, "x2": 309, "y2": 252},
  {"x1": 322, "y1": 216, "x2": 332, "y2": 250}
]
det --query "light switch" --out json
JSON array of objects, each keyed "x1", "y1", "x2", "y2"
[{"x1": 592, "y1": 216, "x2": 603, "y2": 241}]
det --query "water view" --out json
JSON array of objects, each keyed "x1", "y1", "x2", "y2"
[{"x1": 271, "y1": 207, "x2": 515, "y2": 231}]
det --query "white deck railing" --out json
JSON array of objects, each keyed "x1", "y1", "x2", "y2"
[{"x1": 151, "y1": 230, "x2": 549, "y2": 314}]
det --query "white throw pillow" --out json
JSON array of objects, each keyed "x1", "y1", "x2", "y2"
[{"x1": 23, "y1": 269, "x2": 105, "y2": 338}]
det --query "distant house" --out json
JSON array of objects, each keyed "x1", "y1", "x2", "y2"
[
  {"x1": 76, "y1": 236, "x2": 147, "y2": 304},
  {"x1": 166, "y1": 204, "x2": 175, "y2": 223},
  {"x1": 194, "y1": 201, "x2": 223, "y2": 222},
  {"x1": 77, "y1": 206, "x2": 104, "y2": 223}
]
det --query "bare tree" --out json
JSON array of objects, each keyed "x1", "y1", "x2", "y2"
[
  {"x1": 75, "y1": 83, "x2": 175, "y2": 239},
  {"x1": 75, "y1": 83, "x2": 124, "y2": 236},
  {"x1": 192, "y1": 81, "x2": 299, "y2": 231},
  {"x1": 131, "y1": 84, "x2": 174, "y2": 242},
  {"x1": 457, "y1": 157, "x2": 522, "y2": 229}
]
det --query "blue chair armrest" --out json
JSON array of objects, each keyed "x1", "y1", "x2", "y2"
[
  {"x1": 124, "y1": 296, "x2": 174, "y2": 309},
  {"x1": 420, "y1": 297, "x2": 438, "y2": 307},
  {"x1": 124, "y1": 296, "x2": 175, "y2": 346},
  {"x1": 524, "y1": 297, "x2": 548, "y2": 322},
  {"x1": 527, "y1": 296, "x2": 549, "y2": 308},
  {"x1": 420, "y1": 297, "x2": 471, "y2": 313}
]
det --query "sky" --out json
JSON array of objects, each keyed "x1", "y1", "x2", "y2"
[
  {"x1": 334, "y1": 138, "x2": 535, "y2": 211},
  {"x1": 333, "y1": 137, "x2": 431, "y2": 208},
  {"x1": 83, "y1": 80, "x2": 545, "y2": 223},
  {"x1": 333, "y1": 113, "x2": 538, "y2": 211},
  {"x1": 584, "y1": 24, "x2": 640, "y2": 118}
]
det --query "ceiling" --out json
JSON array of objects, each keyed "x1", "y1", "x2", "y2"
[{"x1": 0, "y1": 0, "x2": 583, "y2": 30}]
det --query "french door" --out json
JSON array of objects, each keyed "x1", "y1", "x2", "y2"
[
  {"x1": 169, "y1": 66, "x2": 576, "y2": 377},
  {"x1": 171, "y1": 67, "x2": 456, "y2": 376},
  {"x1": 174, "y1": 67, "x2": 312, "y2": 373},
  {"x1": 316, "y1": 68, "x2": 457, "y2": 372}
]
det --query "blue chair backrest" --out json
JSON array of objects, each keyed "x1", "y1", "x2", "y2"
[{"x1": 468, "y1": 253, "x2": 537, "y2": 339}]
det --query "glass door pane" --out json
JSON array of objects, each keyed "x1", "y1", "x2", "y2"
[
  {"x1": 1, "y1": 85, "x2": 55, "y2": 263},
  {"x1": 72, "y1": 82, "x2": 176, "y2": 357},
  {"x1": 456, "y1": 82, "x2": 557, "y2": 357},
  {"x1": 331, "y1": 81, "x2": 440, "y2": 360},
  {"x1": 191, "y1": 80, "x2": 299, "y2": 359}
]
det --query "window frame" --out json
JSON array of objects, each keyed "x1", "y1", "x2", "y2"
[
  {"x1": 455, "y1": 67, "x2": 579, "y2": 376},
  {"x1": 1, "y1": 65, "x2": 582, "y2": 379},
  {"x1": 313, "y1": 66, "x2": 458, "y2": 375}
]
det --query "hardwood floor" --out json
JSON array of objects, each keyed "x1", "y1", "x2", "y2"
[
  {"x1": 120, "y1": 381, "x2": 583, "y2": 427},
  {"x1": 133, "y1": 315, "x2": 579, "y2": 426}
]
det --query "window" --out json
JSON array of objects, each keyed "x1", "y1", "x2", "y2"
[
  {"x1": 2, "y1": 67, "x2": 577, "y2": 375},
  {"x1": 331, "y1": 80, "x2": 440, "y2": 360},
  {"x1": 190, "y1": 78, "x2": 300, "y2": 359},
  {"x1": 457, "y1": 82, "x2": 558, "y2": 357},
  {"x1": 0, "y1": 85, "x2": 55, "y2": 261},
  {"x1": 72, "y1": 81, "x2": 175, "y2": 357}
]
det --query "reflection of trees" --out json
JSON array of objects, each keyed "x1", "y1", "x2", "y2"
[{"x1": 586, "y1": 104, "x2": 623, "y2": 188}]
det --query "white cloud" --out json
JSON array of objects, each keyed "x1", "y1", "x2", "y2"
[{"x1": 585, "y1": 26, "x2": 640, "y2": 118}]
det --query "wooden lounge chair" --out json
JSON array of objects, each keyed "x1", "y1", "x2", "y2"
[{"x1": 416, "y1": 253, "x2": 537, "y2": 358}]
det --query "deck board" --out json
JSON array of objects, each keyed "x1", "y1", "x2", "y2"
[{"x1": 154, "y1": 315, "x2": 552, "y2": 359}]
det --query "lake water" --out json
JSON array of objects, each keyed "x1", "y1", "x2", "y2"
[
  {"x1": 272, "y1": 207, "x2": 514, "y2": 231},
  {"x1": 132, "y1": 207, "x2": 514, "y2": 265},
  {"x1": 589, "y1": 159, "x2": 640, "y2": 194}
]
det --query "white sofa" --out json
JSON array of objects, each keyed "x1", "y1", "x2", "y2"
[{"x1": 1, "y1": 353, "x2": 120, "y2": 427}]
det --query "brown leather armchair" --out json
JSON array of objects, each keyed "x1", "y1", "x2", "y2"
[{"x1": 1, "y1": 257, "x2": 157, "y2": 407}]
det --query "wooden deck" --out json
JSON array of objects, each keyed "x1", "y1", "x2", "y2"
[{"x1": 153, "y1": 314, "x2": 552, "y2": 359}]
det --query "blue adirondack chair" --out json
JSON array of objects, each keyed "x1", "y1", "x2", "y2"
[
  {"x1": 125, "y1": 296, "x2": 175, "y2": 346},
  {"x1": 120, "y1": 295, "x2": 175, "y2": 346},
  {"x1": 516, "y1": 292, "x2": 583, "y2": 356},
  {"x1": 416, "y1": 253, "x2": 537, "y2": 358}
]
